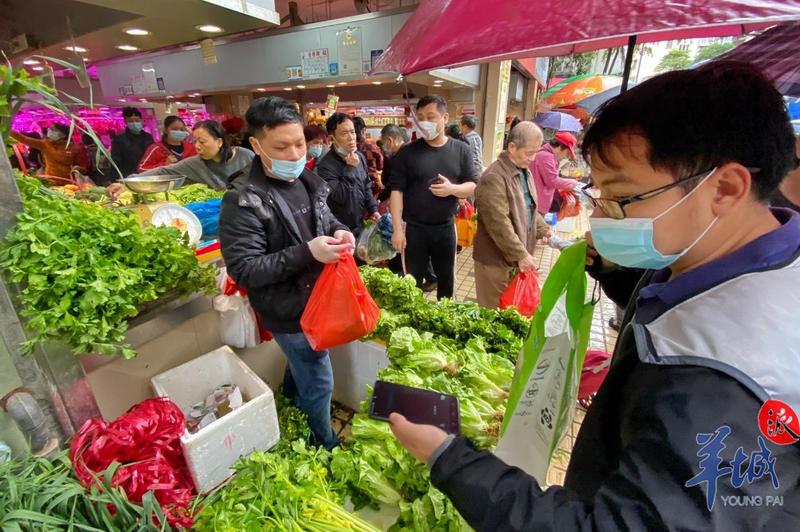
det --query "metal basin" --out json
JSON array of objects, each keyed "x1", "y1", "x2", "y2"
[{"x1": 123, "y1": 175, "x2": 186, "y2": 194}]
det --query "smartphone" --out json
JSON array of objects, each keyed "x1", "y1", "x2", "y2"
[{"x1": 369, "y1": 380, "x2": 460, "y2": 434}]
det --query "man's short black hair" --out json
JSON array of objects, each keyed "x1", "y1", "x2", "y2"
[
  {"x1": 460, "y1": 115, "x2": 477, "y2": 130},
  {"x1": 326, "y1": 112, "x2": 353, "y2": 136},
  {"x1": 381, "y1": 124, "x2": 406, "y2": 143},
  {"x1": 122, "y1": 107, "x2": 141, "y2": 119},
  {"x1": 246, "y1": 96, "x2": 302, "y2": 135},
  {"x1": 416, "y1": 95, "x2": 447, "y2": 114},
  {"x1": 582, "y1": 60, "x2": 796, "y2": 201}
]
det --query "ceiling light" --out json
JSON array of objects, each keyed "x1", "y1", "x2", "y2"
[
  {"x1": 32, "y1": 66, "x2": 44, "y2": 71},
  {"x1": 116, "y1": 44, "x2": 139, "y2": 51},
  {"x1": 337, "y1": 81, "x2": 347, "y2": 86},
  {"x1": 139, "y1": 98, "x2": 148, "y2": 102},
  {"x1": 189, "y1": 92, "x2": 201, "y2": 97},
  {"x1": 64, "y1": 45, "x2": 87, "y2": 53},
  {"x1": 118, "y1": 98, "x2": 127, "y2": 102},
  {"x1": 326, "y1": 84, "x2": 335, "y2": 88},
  {"x1": 124, "y1": 28, "x2": 151, "y2": 36},
  {"x1": 256, "y1": 88, "x2": 267, "y2": 92},
  {"x1": 371, "y1": 81, "x2": 382, "y2": 85},
  {"x1": 296, "y1": 84, "x2": 306, "y2": 89},
  {"x1": 283, "y1": 87, "x2": 292, "y2": 91},
  {"x1": 23, "y1": 59, "x2": 40, "y2": 65},
  {"x1": 196, "y1": 24, "x2": 224, "y2": 33},
  {"x1": 83, "y1": 58, "x2": 90, "y2": 62}
]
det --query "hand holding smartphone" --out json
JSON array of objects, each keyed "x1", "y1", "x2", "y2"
[{"x1": 369, "y1": 380, "x2": 460, "y2": 434}]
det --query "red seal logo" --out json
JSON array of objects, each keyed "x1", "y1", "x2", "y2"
[{"x1": 758, "y1": 399, "x2": 800, "y2": 445}]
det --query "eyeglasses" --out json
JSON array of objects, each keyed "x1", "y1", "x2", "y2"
[{"x1": 581, "y1": 167, "x2": 760, "y2": 220}]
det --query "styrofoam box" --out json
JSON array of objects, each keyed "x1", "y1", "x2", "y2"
[
  {"x1": 151, "y1": 346, "x2": 280, "y2": 493},
  {"x1": 329, "y1": 340, "x2": 390, "y2": 411}
]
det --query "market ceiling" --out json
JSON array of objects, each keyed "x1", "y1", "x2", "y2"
[
  {"x1": 371, "y1": 0, "x2": 800, "y2": 75},
  {"x1": 1, "y1": 0, "x2": 279, "y2": 67}
]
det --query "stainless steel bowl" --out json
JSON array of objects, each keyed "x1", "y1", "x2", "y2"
[{"x1": 123, "y1": 175, "x2": 186, "y2": 194}]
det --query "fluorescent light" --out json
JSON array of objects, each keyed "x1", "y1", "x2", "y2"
[
  {"x1": 326, "y1": 84, "x2": 335, "y2": 88},
  {"x1": 64, "y1": 45, "x2": 87, "y2": 53},
  {"x1": 371, "y1": 81, "x2": 382, "y2": 85},
  {"x1": 23, "y1": 59, "x2": 40, "y2": 65},
  {"x1": 337, "y1": 81, "x2": 347, "y2": 86},
  {"x1": 196, "y1": 24, "x2": 224, "y2": 33},
  {"x1": 124, "y1": 28, "x2": 151, "y2": 36},
  {"x1": 296, "y1": 84, "x2": 306, "y2": 89},
  {"x1": 256, "y1": 88, "x2": 267, "y2": 92},
  {"x1": 283, "y1": 87, "x2": 292, "y2": 91},
  {"x1": 118, "y1": 98, "x2": 127, "y2": 102},
  {"x1": 189, "y1": 92, "x2": 201, "y2": 97},
  {"x1": 32, "y1": 66, "x2": 44, "y2": 71},
  {"x1": 116, "y1": 44, "x2": 139, "y2": 51},
  {"x1": 139, "y1": 98, "x2": 148, "y2": 102},
  {"x1": 83, "y1": 58, "x2": 90, "y2": 62}
]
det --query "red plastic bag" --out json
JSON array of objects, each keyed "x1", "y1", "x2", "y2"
[
  {"x1": 579, "y1": 350, "x2": 612, "y2": 399},
  {"x1": 498, "y1": 271, "x2": 542, "y2": 317},
  {"x1": 301, "y1": 253, "x2": 380, "y2": 350},
  {"x1": 557, "y1": 189, "x2": 581, "y2": 220},
  {"x1": 70, "y1": 398, "x2": 195, "y2": 529}
]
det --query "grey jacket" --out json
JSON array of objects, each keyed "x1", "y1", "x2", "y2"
[{"x1": 135, "y1": 148, "x2": 255, "y2": 190}]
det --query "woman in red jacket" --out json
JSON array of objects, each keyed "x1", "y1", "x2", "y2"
[{"x1": 138, "y1": 115, "x2": 197, "y2": 171}]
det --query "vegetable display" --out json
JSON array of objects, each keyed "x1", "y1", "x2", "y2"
[
  {"x1": 0, "y1": 451, "x2": 175, "y2": 531},
  {"x1": 0, "y1": 175, "x2": 217, "y2": 358},
  {"x1": 169, "y1": 184, "x2": 225, "y2": 205}
]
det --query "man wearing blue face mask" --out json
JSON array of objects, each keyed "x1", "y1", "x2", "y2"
[
  {"x1": 110, "y1": 107, "x2": 154, "y2": 178},
  {"x1": 219, "y1": 96, "x2": 355, "y2": 451},
  {"x1": 385, "y1": 61, "x2": 800, "y2": 530},
  {"x1": 316, "y1": 112, "x2": 380, "y2": 237}
]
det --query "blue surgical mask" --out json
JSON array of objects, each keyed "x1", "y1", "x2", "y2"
[
  {"x1": 47, "y1": 129, "x2": 64, "y2": 141},
  {"x1": 309, "y1": 145, "x2": 323, "y2": 159},
  {"x1": 267, "y1": 154, "x2": 306, "y2": 181},
  {"x1": 335, "y1": 145, "x2": 350, "y2": 157},
  {"x1": 589, "y1": 168, "x2": 719, "y2": 270},
  {"x1": 169, "y1": 130, "x2": 189, "y2": 142},
  {"x1": 128, "y1": 122, "x2": 144, "y2": 134}
]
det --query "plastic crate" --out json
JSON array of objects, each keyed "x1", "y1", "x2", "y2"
[{"x1": 151, "y1": 346, "x2": 280, "y2": 493}]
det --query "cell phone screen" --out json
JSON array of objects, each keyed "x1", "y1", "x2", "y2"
[{"x1": 369, "y1": 380, "x2": 460, "y2": 434}]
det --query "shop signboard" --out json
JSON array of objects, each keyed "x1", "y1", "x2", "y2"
[
  {"x1": 286, "y1": 65, "x2": 303, "y2": 80},
  {"x1": 337, "y1": 27, "x2": 363, "y2": 76},
  {"x1": 329, "y1": 62, "x2": 339, "y2": 76},
  {"x1": 326, "y1": 94, "x2": 340, "y2": 115},
  {"x1": 301, "y1": 48, "x2": 330, "y2": 80}
]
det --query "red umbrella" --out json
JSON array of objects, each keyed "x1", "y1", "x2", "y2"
[
  {"x1": 716, "y1": 21, "x2": 800, "y2": 96},
  {"x1": 371, "y1": 0, "x2": 800, "y2": 76}
]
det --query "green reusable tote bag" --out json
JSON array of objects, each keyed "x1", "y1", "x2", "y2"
[{"x1": 495, "y1": 241, "x2": 595, "y2": 483}]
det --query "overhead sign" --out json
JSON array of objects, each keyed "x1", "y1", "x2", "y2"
[
  {"x1": 337, "y1": 27, "x2": 363, "y2": 77},
  {"x1": 301, "y1": 48, "x2": 330, "y2": 80},
  {"x1": 326, "y1": 94, "x2": 340, "y2": 115},
  {"x1": 370, "y1": 49, "x2": 384, "y2": 70}
]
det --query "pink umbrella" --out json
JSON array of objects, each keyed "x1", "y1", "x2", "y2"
[{"x1": 371, "y1": 0, "x2": 800, "y2": 89}]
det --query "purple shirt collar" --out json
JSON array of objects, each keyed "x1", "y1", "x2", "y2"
[{"x1": 637, "y1": 208, "x2": 800, "y2": 322}]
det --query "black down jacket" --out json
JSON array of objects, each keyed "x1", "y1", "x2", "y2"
[{"x1": 218, "y1": 159, "x2": 347, "y2": 333}]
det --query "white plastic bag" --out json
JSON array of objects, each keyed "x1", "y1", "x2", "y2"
[{"x1": 213, "y1": 293, "x2": 261, "y2": 348}]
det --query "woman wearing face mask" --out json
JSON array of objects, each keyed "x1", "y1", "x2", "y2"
[
  {"x1": 137, "y1": 116, "x2": 197, "y2": 172},
  {"x1": 303, "y1": 124, "x2": 328, "y2": 171},
  {"x1": 109, "y1": 120, "x2": 254, "y2": 197},
  {"x1": 10, "y1": 123, "x2": 85, "y2": 179}
]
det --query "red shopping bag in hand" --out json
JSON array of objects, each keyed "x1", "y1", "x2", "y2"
[
  {"x1": 301, "y1": 253, "x2": 380, "y2": 350},
  {"x1": 557, "y1": 189, "x2": 581, "y2": 220},
  {"x1": 499, "y1": 271, "x2": 542, "y2": 317}
]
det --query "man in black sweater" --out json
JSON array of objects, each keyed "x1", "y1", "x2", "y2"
[
  {"x1": 315, "y1": 113, "x2": 379, "y2": 237},
  {"x1": 110, "y1": 107, "x2": 153, "y2": 178},
  {"x1": 218, "y1": 97, "x2": 354, "y2": 450},
  {"x1": 389, "y1": 95, "x2": 479, "y2": 299},
  {"x1": 387, "y1": 62, "x2": 800, "y2": 530}
]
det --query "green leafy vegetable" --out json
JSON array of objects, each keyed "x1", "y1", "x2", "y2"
[
  {"x1": 169, "y1": 184, "x2": 224, "y2": 205},
  {"x1": 0, "y1": 175, "x2": 217, "y2": 358}
]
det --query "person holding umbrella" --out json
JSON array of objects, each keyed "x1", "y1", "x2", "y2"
[{"x1": 530, "y1": 131, "x2": 578, "y2": 214}]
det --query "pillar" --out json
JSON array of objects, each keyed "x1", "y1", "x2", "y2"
[{"x1": 480, "y1": 60, "x2": 512, "y2": 166}]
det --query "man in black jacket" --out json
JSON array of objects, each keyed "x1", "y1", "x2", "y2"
[
  {"x1": 316, "y1": 112, "x2": 379, "y2": 237},
  {"x1": 388, "y1": 62, "x2": 800, "y2": 530},
  {"x1": 218, "y1": 97, "x2": 355, "y2": 450},
  {"x1": 110, "y1": 107, "x2": 154, "y2": 178}
]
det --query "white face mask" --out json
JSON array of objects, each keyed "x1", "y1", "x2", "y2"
[{"x1": 416, "y1": 120, "x2": 440, "y2": 141}]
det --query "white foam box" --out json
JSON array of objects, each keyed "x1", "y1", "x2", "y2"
[
  {"x1": 329, "y1": 340, "x2": 390, "y2": 411},
  {"x1": 150, "y1": 346, "x2": 280, "y2": 493}
]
